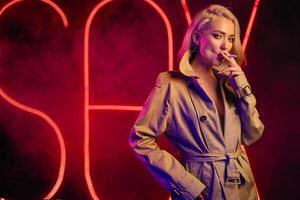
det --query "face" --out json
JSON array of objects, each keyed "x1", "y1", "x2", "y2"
[{"x1": 195, "y1": 16, "x2": 235, "y2": 66}]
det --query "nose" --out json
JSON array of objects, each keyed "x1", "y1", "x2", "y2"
[{"x1": 220, "y1": 40, "x2": 228, "y2": 51}]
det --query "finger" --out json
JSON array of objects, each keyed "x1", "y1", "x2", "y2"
[
  {"x1": 221, "y1": 66, "x2": 240, "y2": 72},
  {"x1": 231, "y1": 71, "x2": 241, "y2": 76},
  {"x1": 217, "y1": 70, "x2": 231, "y2": 77},
  {"x1": 217, "y1": 69, "x2": 242, "y2": 77},
  {"x1": 221, "y1": 51, "x2": 234, "y2": 61},
  {"x1": 222, "y1": 51, "x2": 236, "y2": 58},
  {"x1": 220, "y1": 51, "x2": 229, "y2": 61},
  {"x1": 222, "y1": 68, "x2": 240, "y2": 73},
  {"x1": 222, "y1": 63, "x2": 242, "y2": 71},
  {"x1": 221, "y1": 51, "x2": 239, "y2": 67}
]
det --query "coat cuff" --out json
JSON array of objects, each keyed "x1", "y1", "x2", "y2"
[
  {"x1": 174, "y1": 171, "x2": 206, "y2": 199},
  {"x1": 229, "y1": 72, "x2": 252, "y2": 99}
]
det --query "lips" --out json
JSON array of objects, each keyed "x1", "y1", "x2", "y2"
[{"x1": 217, "y1": 53, "x2": 224, "y2": 61}]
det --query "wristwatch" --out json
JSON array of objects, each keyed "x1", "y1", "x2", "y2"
[{"x1": 235, "y1": 85, "x2": 252, "y2": 98}]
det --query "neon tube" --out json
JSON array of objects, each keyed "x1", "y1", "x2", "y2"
[
  {"x1": 0, "y1": 0, "x2": 69, "y2": 198},
  {"x1": 180, "y1": 0, "x2": 192, "y2": 25},
  {"x1": 242, "y1": 0, "x2": 260, "y2": 52}
]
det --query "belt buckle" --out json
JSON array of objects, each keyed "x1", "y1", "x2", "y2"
[{"x1": 225, "y1": 177, "x2": 241, "y2": 185}]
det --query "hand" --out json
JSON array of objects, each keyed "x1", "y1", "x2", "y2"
[{"x1": 217, "y1": 51, "x2": 243, "y2": 78}]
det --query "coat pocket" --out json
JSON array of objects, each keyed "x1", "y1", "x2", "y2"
[
  {"x1": 185, "y1": 161, "x2": 215, "y2": 198},
  {"x1": 185, "y1": 161, "x2": 203, "y2": 179}
]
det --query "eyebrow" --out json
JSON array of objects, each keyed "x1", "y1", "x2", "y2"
[{"x1": 212, "y1": 30, "x2": 235, "y2": 37}]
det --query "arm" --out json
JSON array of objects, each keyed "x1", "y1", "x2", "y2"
[
  {"x1": 219, "y1": 51, "x2": 265, "y2": 146},
  {"x1": 229, "y1": 72, "x2": 265, "y2": 145},
  {"x1": 129, "y1": 73, "x2": 205, "y2": 199}
]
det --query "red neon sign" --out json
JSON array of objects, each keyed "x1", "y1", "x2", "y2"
[
  {"x1": 0, "y1": 0, "x2": 68, "y2": 199},
  {"x1": 84, "y1": 0, "x2": 173, "y2": 199},
  {"x1": 242, "y1": 0, "x2": 260, "y2": 52},
  {"x1": 0, "y1": 0, "x2": 261, "y2": 199},
  {"x1": 180, "y1": 0, "x2": 192, "y2": 25}
]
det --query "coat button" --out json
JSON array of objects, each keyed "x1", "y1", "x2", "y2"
[{"x1": 200, "y1": 115, "x2": 207, "y2": 122}]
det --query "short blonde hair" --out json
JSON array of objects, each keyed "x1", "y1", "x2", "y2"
[{"x1": 178, "y1": 4, "x2": 245, "y2": 65}]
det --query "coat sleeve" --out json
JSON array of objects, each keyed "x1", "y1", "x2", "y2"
[
  {"x1": 229, "y1": 72, "x2": 265, "y2": 146},
  {"x1": 129, "y1": 72, "x2": 205, "y2": 199}
]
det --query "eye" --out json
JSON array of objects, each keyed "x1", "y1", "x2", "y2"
[
  {"x1": 228, "y1": 37, "x2": 235, "y2": 43},
  {"x1": 212, "y1": 33, "x2": 222, "y2": 40}
]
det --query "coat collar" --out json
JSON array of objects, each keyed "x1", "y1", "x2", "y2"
[
  {"x1": 179, "y1": 50, "x2": 237, "y2": 108},
  {"x1": 179, "y1": 50, "x2": 197, "y2": 77},
  {"x1": 179, "y1": 50, "x2": 225, "y2": 82}
]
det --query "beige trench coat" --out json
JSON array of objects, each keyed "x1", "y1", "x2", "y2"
[{"x1": 129, "y1": 53, "x2": 264, "y2": 200}]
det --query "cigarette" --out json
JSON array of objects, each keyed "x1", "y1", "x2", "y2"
[{"x1": 228, "y1": 54, "x2": 238, "y2": 58}]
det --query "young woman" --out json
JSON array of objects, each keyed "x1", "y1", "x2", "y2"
[{"x1": 129, "y1": 4, "x2": 264, "y2": 200}]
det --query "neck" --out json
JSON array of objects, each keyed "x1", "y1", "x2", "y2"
[{"x1": 190, "y1": 54, "x2": 216, "y2": 82}]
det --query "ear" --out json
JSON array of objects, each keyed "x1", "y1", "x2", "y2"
[{"x1": 192, "y1": 31, "x2": 200, "y2": 45}]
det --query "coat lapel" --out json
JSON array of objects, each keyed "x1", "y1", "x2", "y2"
[
  {"x1": 186, "y1": 77, "x2": 226, "y2": 150},
  {"x1": 221, "y1": 82, "x2": 241, "y2": 151}
]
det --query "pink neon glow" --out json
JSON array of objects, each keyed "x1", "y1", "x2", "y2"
[
  {"x1": 242, "y1": 0, "x2": 260, "y2": 52},
  {"x1": 180, "y1": 0, "x2": 192, "y2": 25},
  {"x1": 241, "y1": 0, "x2": 262, "y2": 198},
  {"x1": 0, "y1": 0, "x2": 69, "y2": 198},
  {"x1": 145, "y1": 0, "x2": 173, "y2": 71},
  {"x1": 0, "y1": 0, "x2": 23, "y2": 16},
  {"x1": 84, "y1": 1, "x2": 113, "y2": 199},
  {"x1": 89, "y1": 105, "x2": 142, "y2": 111},
  {"x1": 241, "y1": 1, "x2": 261, "y2": 197},
  {"x1": 0, "y1": 0, "x2": 69, "y2": 28},
  {"x1": 84, "y1": 0, "x2": 172, "y2": 199},
  {"x1": 40, "y1": 0, "x2": 69, "y2": 27},
  {"x1": 0, "y1": 89, "x2": 66, "y2": 200}
]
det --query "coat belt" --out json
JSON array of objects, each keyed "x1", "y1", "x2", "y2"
[{"x1": 184, "y1": 149, "x2": 250, "y2": 184}]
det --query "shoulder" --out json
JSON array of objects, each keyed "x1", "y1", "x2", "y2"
[{"x1": 155, "y1": 71, "x2": 187, "y2": 88}]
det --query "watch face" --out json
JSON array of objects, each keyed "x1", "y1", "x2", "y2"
[{"x1": 243, "y1": 86, "x2": 251, "y2": 96}]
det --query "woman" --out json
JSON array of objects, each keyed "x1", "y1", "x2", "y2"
[{"x1": 129, "y1": 4, "x2": 264, "y2": 200}]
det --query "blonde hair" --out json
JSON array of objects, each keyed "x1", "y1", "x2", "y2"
[{"x1": 178, "y1": 4, "x2": 245, "y2": 65}]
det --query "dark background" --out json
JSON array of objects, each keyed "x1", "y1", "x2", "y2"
[{"x1": 0, "y1": 0, "x2": 299, "y2": 199}]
